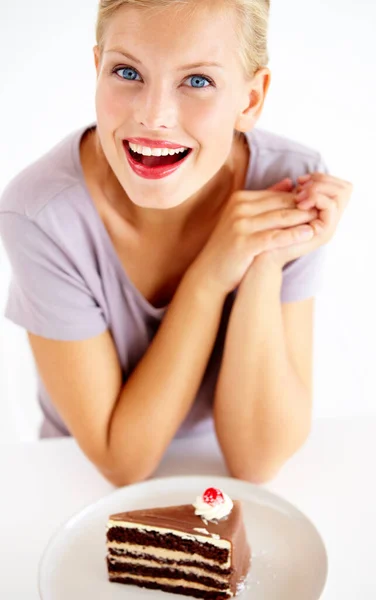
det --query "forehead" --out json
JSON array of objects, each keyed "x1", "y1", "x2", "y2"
[{"x1": 103, "y1": 3, "x2": 240, "y2": 67}]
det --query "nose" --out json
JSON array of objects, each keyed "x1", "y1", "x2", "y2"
[{"x1": 134, "y1": 81, "x2": 177, "y2": 131}]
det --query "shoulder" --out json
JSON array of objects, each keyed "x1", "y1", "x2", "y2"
[
  {"x1": 0, "y1": 123, "x2": 102, "y2": 283},
  {"x1": 249, "y1": 127, "x2": 321, "y2": 159},
  {"x1": 0, "y1": 123, "x2": 91, "y2": 222},
  {"x1": 0, "y1": 123, "x2": 99, "y2": 263},
  {"x1": 245, "y1": 128, "x2": 329, "y2": 189}
]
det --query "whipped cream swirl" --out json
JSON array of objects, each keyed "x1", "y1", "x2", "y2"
[{"x1": 193, "y1": 490, "x2": 233, "y2": 522}]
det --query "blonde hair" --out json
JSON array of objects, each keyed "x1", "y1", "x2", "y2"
[{"x1": 95, "y1": 0, "x2": 270, "y2": 79}]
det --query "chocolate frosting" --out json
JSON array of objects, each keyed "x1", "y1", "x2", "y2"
[{"x1": 108, "y1": 500, "x2": 251, "y2": 594}]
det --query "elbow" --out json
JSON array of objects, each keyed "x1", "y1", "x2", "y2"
[
  {"x1": 103, "y1": 470, "x2": 151, "y2": 488},
  {"x1": 92, "y1": 430, "x2": 166, "y2": 488},
  {"x1": 89, "y1": 441, "x2": 160, "y2": 488},
  {"x1": 229, "y1": 463, "x2": 281, "y2": 485},
  {"x1": 97, "y1": 460, "x2": 157, "y2": 488},
  {"x1": 75, "y1": 421, "x2": 166, "y2": 488},
  {"x1": 227, "y1": 426, "x2": 311, "y2": 485}
]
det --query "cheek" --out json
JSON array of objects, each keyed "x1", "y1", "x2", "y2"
[
  {"x1": 182, "y1": 96, "x2": 236, "y2": 148},
  {"x1": 96, "y1": 81, "x2": 132, "y2": 124}
]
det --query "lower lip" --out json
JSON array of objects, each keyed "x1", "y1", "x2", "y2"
[{"x1": 123, "y1": 142, "x2": 191, "y2": 180}]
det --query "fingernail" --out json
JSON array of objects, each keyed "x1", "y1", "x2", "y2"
[
  {"x1": 296, "y1": 190, "x2": 308, "y2": 201},
  {"x1": 298, "y1": 174, "x2": 312, "y2": 182},
  {"x1": 299, "y1": 226, "x2": 314, "y2": 239}
]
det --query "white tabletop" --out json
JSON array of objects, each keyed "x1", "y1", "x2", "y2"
[{"x1": 2, "y1": 415, "x2": 375, "y2": 599}]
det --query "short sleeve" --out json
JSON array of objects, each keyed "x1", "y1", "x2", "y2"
[
  {"x1": 281, "y1": 154, "x2": 330, "y2": 303},
  {"x1": 281, "y1": 246, "x2": 326, "y2": 303},
  {"x1": 0, "y1": 212, "x2": 108, "y2": 341}
]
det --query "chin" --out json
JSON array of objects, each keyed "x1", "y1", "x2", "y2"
[{"x1": 120, "y1": 171, "x2": 203, "y2": 210}]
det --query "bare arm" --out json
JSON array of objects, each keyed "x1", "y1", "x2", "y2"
[
  {"x1": 29, "y1": 267, "x2": 226, "y2": 487},
  {"x1": 213, "y1": 255, "x2": 314, "y2": 483},
  {"x1": 27, "y1": 183, "x2": 320, "y2": 487}
]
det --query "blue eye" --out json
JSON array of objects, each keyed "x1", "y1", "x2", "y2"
[
  {"x1": 112, "y1": 66, "x2": 214, "y2": 88},
  {"x1": 186, "y1": 75, "x2": 212, "y2": 88},
  {"x1": 115, "y1": 67, "x2": 141, "y2": 81}
]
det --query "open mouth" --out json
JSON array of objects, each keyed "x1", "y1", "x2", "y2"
[{"x1": 126, "y1": 142, "x2": 192, "y2": 168}]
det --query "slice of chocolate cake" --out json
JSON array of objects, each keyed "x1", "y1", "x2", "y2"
[{"x1": 106, "y1": 487, "x2": 251, "y2": 599}]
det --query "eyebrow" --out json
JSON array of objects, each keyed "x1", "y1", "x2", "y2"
[{"x1": 104, "y1": 48, "x2": 224, "y2": 70}]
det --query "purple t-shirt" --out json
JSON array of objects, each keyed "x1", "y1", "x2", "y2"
[{"x1": 0, "y1": 123, "x2": 328, "y2": 439}]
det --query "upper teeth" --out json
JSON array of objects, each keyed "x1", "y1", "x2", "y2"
[{"x1": 129, "y1": 143, "x2": 188, "y2": 157}]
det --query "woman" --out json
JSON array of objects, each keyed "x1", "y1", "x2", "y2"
[{"x1": 0, "y1": 0, "x2": 352, "y2": 486}]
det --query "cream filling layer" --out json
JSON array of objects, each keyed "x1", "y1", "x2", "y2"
[
  {"x1": 107, "y1": 541, "x2": 231, "y2": 569},
  {"x1": 107, "y1": 555, "x2": 229, "y2": 583},
  {"x1": 107, "y1": 520, "x2": 229, "y2": 550},
  {"x1": 109, "y1": 573, "x2": 233, "y2": 596}
]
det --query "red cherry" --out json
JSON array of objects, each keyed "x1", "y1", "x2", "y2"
[{"x1": 203, "y1": 487, "x2": 225, "y2": 506}]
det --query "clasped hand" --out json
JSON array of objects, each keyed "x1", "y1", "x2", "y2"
[
  {"x1": 192, "y1": 171, "x2": 353, "y2": 296},
  {"x1": 260, "y1": 172, "x2": 353, "y2": 270}
]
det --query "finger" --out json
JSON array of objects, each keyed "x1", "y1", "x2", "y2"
[
  {"x1": 315, "y1": 203, "x2": 338, "y2": 230},
  {"x1": 308, "y1": 218, "x2": 325, "y2": 236},
  {"x1": 248, "y1": 207, "x2": 318, "y2": 234},
  {"x1": 234, "y1": 188, "x2": 297, "y2": 206},
  {"x1": 268, "y1": 178, "x2": 294, "y2": 191},
  {"x1": 271, "y1": 182, "x2": 294, "y2": 192},
  {"x1": 297, "y1": 174, "x2": 313, "y2": 183},
  {"x1": 235, "y1": 193, "x2": 297, "y2": 216},
  {"x1": 272, "y1": 224, "x2": 316, "y2": 247},
  {"x1": 296, "y1": 193, "x2": 334, "y2": 211},
  {"x1": 298, "y1": 172, "x2": 352, "y2": 189},
  {"x1": 297, "y1": 181, "x2": 343, "y2": 201},
  {"x1": 250, "y1": 224, "x2": 315, "y2": 255},
  {"x1": 308, "y1": 201, "x2": 338, "y2": 233},
  {"x1": 267, "y1": 220, "x2": 324, "y2": 264}
]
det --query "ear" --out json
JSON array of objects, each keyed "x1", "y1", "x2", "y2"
[
  {"x1": 235, "y1": 67, "x2": 271, "y2": 132},
  {"x1": 93, "y1": 45, "x2": 101, "y2": 77}
]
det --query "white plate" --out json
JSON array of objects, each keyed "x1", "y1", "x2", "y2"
[{"x1": 39, "y1": 475, "x2": 328, "y2": 600}]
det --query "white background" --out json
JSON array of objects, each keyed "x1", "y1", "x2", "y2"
[{"x1": 0, "y1": 0, "x2": 375, "y2": 442}]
